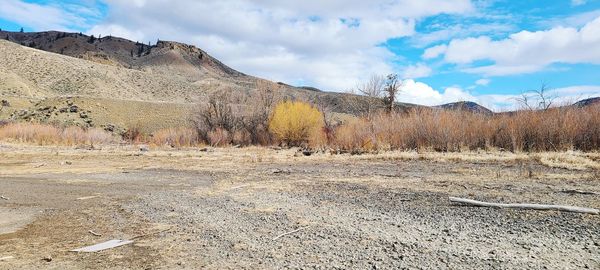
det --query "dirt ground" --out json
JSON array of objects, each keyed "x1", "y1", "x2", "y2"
[{"x1": 0, "y1": 144, "x2": 599, "y2": 269}]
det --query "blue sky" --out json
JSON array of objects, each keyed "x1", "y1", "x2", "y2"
[{"x1": 1, "y1": 0, "x2": 599, "y2": 110}]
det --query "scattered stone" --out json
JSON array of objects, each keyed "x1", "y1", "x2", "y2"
[
  {"x1": 69, "y1": 105, "x2": 79, "y2": 113},
  {"x1": 103, "y1": 124, "x2": 115, "y2": 132},
  {"x1": 79, "y1": 111, "x2": 88, "y2": 118},
  {"x1": 1, "y1": 100, "x2": 10, "y2": 107},
  {"x1": 42, "y1": 255, "x2": 52, "y2": 262},
  {"x1": 139, "y1": 145, "x2": 149, "y2": 152}
]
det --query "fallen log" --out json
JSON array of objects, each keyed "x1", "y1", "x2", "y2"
[{"x1": 449, "y1": 197, "x2": 599, "y2": 215}]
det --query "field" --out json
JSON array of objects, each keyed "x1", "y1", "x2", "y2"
[{"x1": 1, "y1": 144, "x2": 599, "y2": 269}]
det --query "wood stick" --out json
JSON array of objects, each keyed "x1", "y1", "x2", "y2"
[
  {"x1": 88, "y1": 230, "x2": 102, "y2": 237},
  {"x1": 449, "y1": 197, "x2": 599, "y2": 215},
  {"x1": 560, "y1": 189, "x2": 600, "y2": 196},
  {"x1": 272, "y1": 227, "x2": 306, "y2": 241}
]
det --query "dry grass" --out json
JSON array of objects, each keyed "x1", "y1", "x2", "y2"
[
  {"x1": 150, "y1": 127, "x2": 200, "y2": 147},
  {"x1": 331, "y1": 105, "x2": 600, "y2": 153},
  {"x1": 0, "y1": 122, "x2": 117, "y2": 145}
]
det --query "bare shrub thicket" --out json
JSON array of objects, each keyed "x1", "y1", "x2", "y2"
[
  {"x1": 193, "y1": 81, "x2": 280, "y2": 146},
  {"x1": 331, "y1": 105, "x2": 600, "y2": 153},
  {"x1": 150, "y1": 127, "x2": 199, "y2": 147},
  {"x1": 0, "y1": 122, "x2": 117, "y2": 145}
]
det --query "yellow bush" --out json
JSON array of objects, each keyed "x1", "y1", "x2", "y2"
[{"x1": 268, "y1": 101, "x2": 324, "y2": 146}]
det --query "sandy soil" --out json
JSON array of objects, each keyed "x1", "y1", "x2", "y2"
[{"x1": 0, "y1": 144, "x2": 599, "y2": 269}]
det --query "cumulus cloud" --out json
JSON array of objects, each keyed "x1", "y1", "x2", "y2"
[
  {"x1": 397, "y1": 79, "x2": 477, "y2": 106},
  {"x1": 401, "y1": 63, "x2": 433, "y2": 79},
  {"x1": 422, "y1": 44, "x2": 447, "y2": 59},
  {"x1": 425, "y1": 15, "x2": 600, "y2": 76},
  {"x1": 396, "y1": 80, "x2": 600, "y2": 111},
  {"x1": 85, "y1": 0, "x2": 473, "y2": 90}
]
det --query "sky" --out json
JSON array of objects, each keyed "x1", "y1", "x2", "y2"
[{"x1": 1, "y1": 0, "x2": 599, "y2": 110}]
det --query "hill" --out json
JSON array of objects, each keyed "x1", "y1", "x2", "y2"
[
  {"x1": 434, "y1": 101, "x2": 493, "y2": 115},
  {"x1": 573, "y1": 97, "x2": 600, "y2": 108}
]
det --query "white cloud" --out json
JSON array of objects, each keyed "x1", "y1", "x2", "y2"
[
  {"x1": 426, "y1": 15, "x2": 600, "y2": 76},
  {"x1": 422, "y1": 44, "x2": 447, "y2": 59},
  {"x1": 475, "y1": 79, "x2": 490, "y2": 86},
  {"x1": 401, "y1": 63, "x2": 432, "y2": 79},
  {"x1": 572, "y1": 0, "x2": 586, "y2": 6},
  {"x1": 397, "y1": 80, "x2": 600, "y2": 111},
  {"x1": 410, "y1": 23, "x2": 515, "y2": 48},
  {"x1": 86, "y1": 0, "x2": 474, "y2": 91},
  {"x1": 398, "y1": 79, "x2": 477, "y2": 106},
  {"x1": 475, "y1": 85, "x2": 600, "y2": 111},
  {"x1": 0, "y1": 0, "x2": 100, "y2": 32}
]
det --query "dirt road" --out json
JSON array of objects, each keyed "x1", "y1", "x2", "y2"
[{"x1": 1, "y1": 145, "x2": 599, "y2": 269}]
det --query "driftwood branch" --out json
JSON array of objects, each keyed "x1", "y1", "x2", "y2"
[
  {"x1": 449, "y1": 197, "x2": 599, "y2": 215},
  {"x1": 272, "y1": 227, "x2": 307, "y2": 241}
]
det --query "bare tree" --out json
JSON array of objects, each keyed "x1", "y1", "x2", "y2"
[
  {"x1": 193, "y1": 91, "x2": 240, "y2": 143},
  {"x1": 355, "y1": 74, "x2": 385, "y2": 117},
  {"x1": 313, "y1": 96, "x2": 338, "y2": 145},
  {"x1": 357, "y1": 74, "x2": 385, "y2": 98},
  {"x1": 383, "y1": 74, "x2": 401, "y2": 113},
  {"x1": 243, "y1": 80, "x2": 280, "y2": 144},
  {"x1": 516, "y1": 83, "x2": 556, "y2": 111}
]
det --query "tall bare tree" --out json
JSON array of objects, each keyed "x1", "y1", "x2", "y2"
[
  {"x1": 356, "y1": 74, "x2": 385, "y2": 117},
  {"x1": 383, "y1": 74, "x2": 401, "y2": 114},
  {"x1": 516, "y1": 83, "x2": 556, "y2": 111}
]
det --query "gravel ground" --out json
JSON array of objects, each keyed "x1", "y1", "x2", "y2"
[{"x1": 0, "y1": 146, "x2": 599, "y2": 269}]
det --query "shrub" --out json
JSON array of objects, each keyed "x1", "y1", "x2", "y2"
[
  {"x1": 268, "y1": 101, "x2": 324, "y2": 146},
  {"x1": 151, "y1": 127, "x2": 199, "y2": 147},
  {"x1": 330, "y1": 105, "x2": 600, "y2": 153},
  {"x1": 0, "y1": 122, "x2": 117, "y2": 145},
  {"x1": 193, "y1": 84, "x2": 279, "y2": 146},
  {"x1": 122, "y1": 125, "x2": 146, "y2": 143}
]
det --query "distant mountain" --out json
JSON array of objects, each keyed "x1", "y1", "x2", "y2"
[
  {"x1": 435, "y1": 101, "x2": 493, "y2": 115},
  {"x1": 573, "y1": 97, "x2": 600, "y2": 108}
]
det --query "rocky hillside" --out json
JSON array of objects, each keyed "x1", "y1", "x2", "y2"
[
  {"x1": 0, "y1": 31, "x2": 395, "y2": 109},
  {"x1": 1, "y1": 30, "x2": 248, "y2": 83}
]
